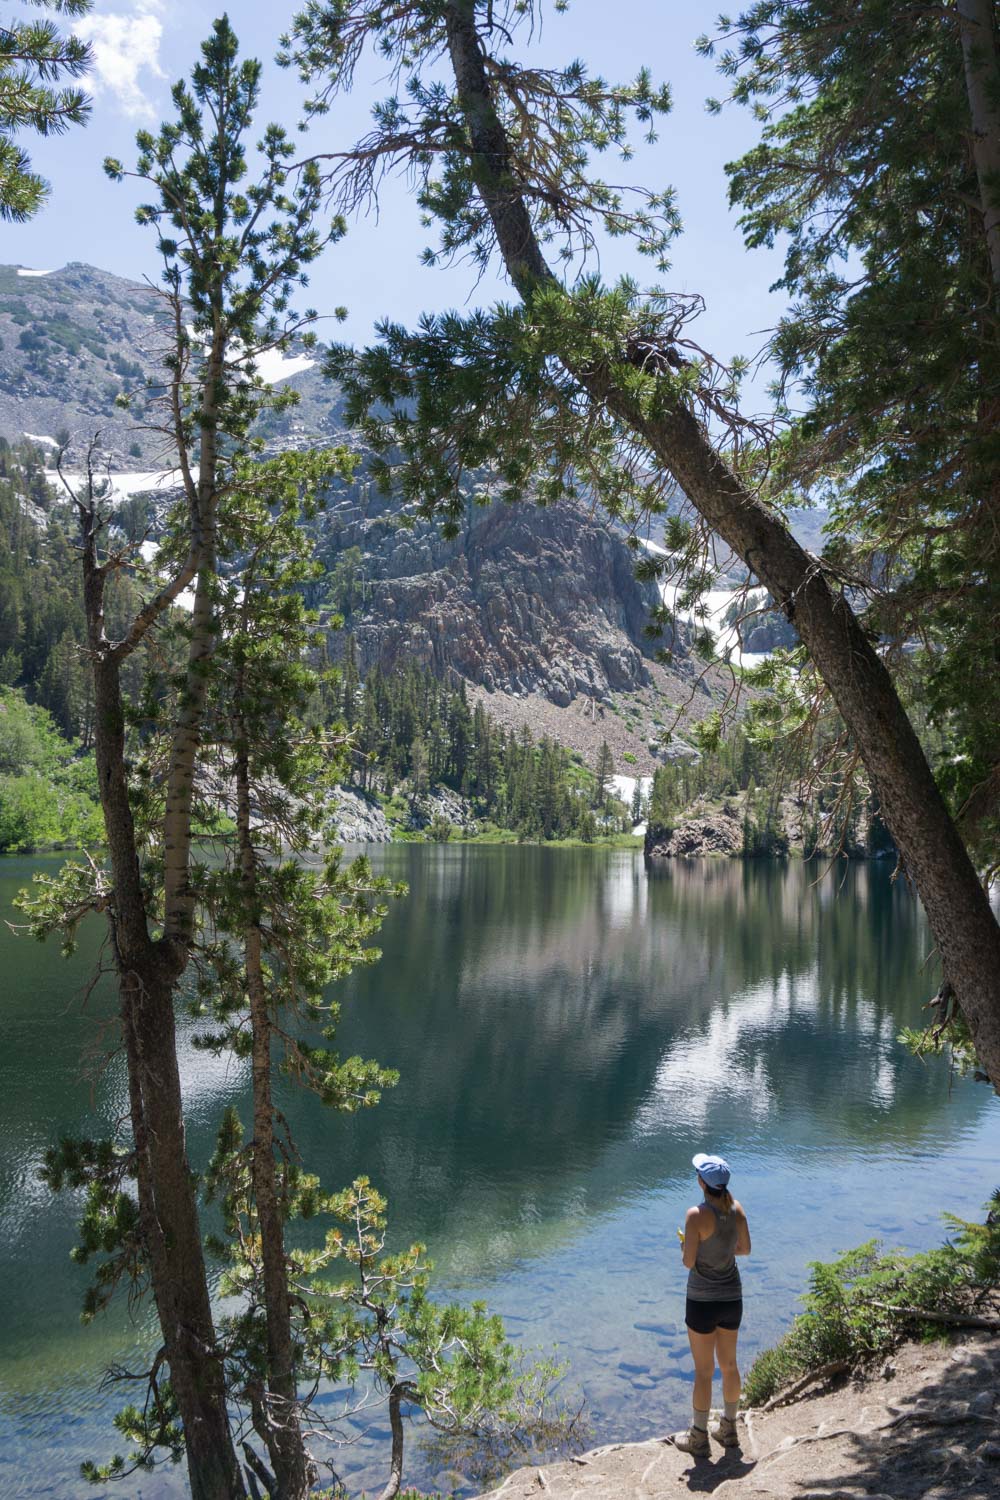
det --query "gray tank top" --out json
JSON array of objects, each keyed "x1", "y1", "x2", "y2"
[{"x1": 686, "y1": 1201, "x2": 742, "y2": 1302}]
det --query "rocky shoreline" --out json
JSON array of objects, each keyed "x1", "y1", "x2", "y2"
[
  {"x1": 643, "y1": 793, "x2": 896, "y2": 862},
  {"x1": 330, "y1": 784, "x2": 480, "y2": 845},
  {"x1": 472, "y1": 1332, "x2": 1000, "y2": 1499}
]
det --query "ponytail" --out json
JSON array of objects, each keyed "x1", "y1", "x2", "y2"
[{"x1": 704, "y1": 1181, "x2": 734, "y2": 1214}]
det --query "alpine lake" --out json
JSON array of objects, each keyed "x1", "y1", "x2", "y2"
[{"x1": 1, "y1": 846, "x2": 998, "y2": 1498}]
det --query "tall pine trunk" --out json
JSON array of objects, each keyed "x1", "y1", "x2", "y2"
[
  {"x1": 80, "y1": 438, "x2": 245, "y2": 1498},
  {"x1": 443, "y1": 0, "x2": 1000, "y2": 1088},
  {"x1": 957, "y1": 0, "x2": 1000, "y2": 291},
  {"x1": 120, "y1": 961, "x2": 243, "y2": 1499},
  {"x1": 87, "y1": 647, "x2": 244, "y2": 1500},
  {"x1": 234, "y1": 705, "x2": 313, "y2": 1500},
  {"x1": 376, "y1": 1386, "x2": 405, "y2": 1500}
]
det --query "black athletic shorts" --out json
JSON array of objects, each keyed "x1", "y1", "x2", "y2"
[{"x1": 685, "y1": 1297, "x2": 743, "y2": 1335}]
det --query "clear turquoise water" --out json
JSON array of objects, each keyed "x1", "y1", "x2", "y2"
[{"x1": 1, "y1": 847, "x2": 997, "y2": 1497}]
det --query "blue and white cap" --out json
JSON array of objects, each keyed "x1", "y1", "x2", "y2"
[{"x1": 693, "y1": 1152, "x2": 731, "y2": 1189}]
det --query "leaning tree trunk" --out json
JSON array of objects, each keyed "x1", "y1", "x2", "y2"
[{"x1": 443, "y1": 0, "x2": 1000, "y2": 1089}]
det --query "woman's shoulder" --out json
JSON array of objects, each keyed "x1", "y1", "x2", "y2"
[{"x1": 730, "y1": 1198, "x2": 747, "y2": 1219}]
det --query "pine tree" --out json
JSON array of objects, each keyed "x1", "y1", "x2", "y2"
[
  {"x1": 22, "y1": 22, "x2": 338, "y2": 1497},
  {"x1": 410, "y1": 731, "x2": 429, "y2": 800},
  {"x1": 201, "y1": 446, "x2": 388, "y2": 1499},
  {"x1": 340, "y1": 630, "x2": 360, "y2": 721},
  {"x1": 450, "y1": 679, "x2": 473, "y2": 785},
  {"x1": 0, "y1": 1, "x2": 92, "y2": 221},
  {"x1": 593, "y1": 739, "x2": 614, "y2": 812},
  {"x1": 284, "y1": 0, "x2": 1000, "y2": 1087}
]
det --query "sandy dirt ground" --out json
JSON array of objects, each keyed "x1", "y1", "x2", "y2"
[{"x1": 472, "y1": 1332, "x2": 1000, "y2": 1499}]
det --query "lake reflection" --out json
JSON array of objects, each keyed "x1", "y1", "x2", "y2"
[{"x1": 1, "y1": 850, "x2": 998, "y2": 1497}]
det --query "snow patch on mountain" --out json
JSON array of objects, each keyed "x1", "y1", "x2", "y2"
[
  {"x1": 251, "y1": 347, "x2": 316, "y2": 384},
  {"x1": 61, "y1": 469, "x2": 183, "y2": 502},
  {"x1": 639, "y1": 539, "x2": 770, "y2": 669},
  {"x1": 185, "y1": 324, "x2": 316, "y2": 386},
  {"x1": 610, "y1": 773, "x2": 653, "y2": 805},
  {"x1": 610, "y1": 773, "x2": 654, "y2": 834}
]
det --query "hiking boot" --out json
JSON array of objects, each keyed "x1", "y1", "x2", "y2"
[
  {"x1": 711, "y1": 1415, "x2": 740, "y2": 1448},
  {"x1": 670, "y1": 1425, "x2": 710, "y2": 1456}
]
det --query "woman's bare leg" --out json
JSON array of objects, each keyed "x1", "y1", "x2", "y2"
[
  {"x1": 715, "y1": 1325, "x2": 741, "y2": 1406},
  {"x1": 687, "y1": 1326, "x2": 717, "y2": 1413}
]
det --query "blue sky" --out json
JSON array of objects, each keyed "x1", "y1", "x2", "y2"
[{"x1": 11, "y1": 0, "x2": 786, "y2": 399}]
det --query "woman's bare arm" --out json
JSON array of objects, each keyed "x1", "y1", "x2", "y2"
[
  {"x1": 681, "y1": 1205, "x2": 702, "y2": 1269},
  {"x1": 734, "y1": 1202, "x2": 751, "y2": 1257}
]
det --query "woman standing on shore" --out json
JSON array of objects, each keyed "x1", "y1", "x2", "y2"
[{"x1": 671, "y1": 1152, "x2": 751, "y2": 1456}]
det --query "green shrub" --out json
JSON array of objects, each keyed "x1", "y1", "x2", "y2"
[
  {"x1": 744, "y1": 1194, "x2": 1000, "y2": 1407},
  {"x1": 0, "y1": 770, "x2": 103, "y2": 851}
]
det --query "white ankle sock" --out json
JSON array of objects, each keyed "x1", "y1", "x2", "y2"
[
  {"x1": 692, "y1": 1407, "x2": 710, "y2": 1431},
  {"x1": 723, "y1": 1399, "x2": 739, "y2": 1421}
]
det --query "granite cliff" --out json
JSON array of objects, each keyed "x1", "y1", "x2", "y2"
[
  {"x1": 315, "y1": 486, "x2": 665, "y2": 706},
  {"x1": 0, "y1": 261, "x2": 717, "y2": 764}
]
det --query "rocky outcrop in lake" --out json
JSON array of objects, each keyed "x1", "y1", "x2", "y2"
[{"x1": 644, "y1": 809, "x2": 744, "y2": 858}]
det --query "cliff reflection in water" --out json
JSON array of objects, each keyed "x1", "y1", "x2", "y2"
[
  {"x1": 319, "y1": 848, "x2": 971, "y2": 1277},
  {"x1": 1, "y1": 848, "x2": 997, "y2": 1500}
]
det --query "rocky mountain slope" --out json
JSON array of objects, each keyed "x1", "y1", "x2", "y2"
[
  {"x1": 0, "y1": 261, "x2": 727, "y2": 764},
  {"x1": 0, "y1": 261, "x2": 345, "y2": 464},
  {"x1": 317, "y1": 484, "x2": 666, "y2": 703}
]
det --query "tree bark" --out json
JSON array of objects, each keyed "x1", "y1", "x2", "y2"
[
  {"x1": 120, "y1": 957, "x2": 244, "y2": 1499},
  {"x1": 957, "y1": 2, "x2": 1000, "y2": 845},
  {"x1": 162, "y1": 332, "x2": 225, "y2": 950},
  {"x1": 81, "y1": 481, "x2": 245, "y2": 1500},
  {"x1": 957, "y1": 0, "x2": 1000, "y2": 291},
  {"x1": 377, "y1": 1385, "x2": 405, "y2": 1500},
  {"x1": 234, "y1": 697, "x2": 313, "y2": 1500},
  {"x1": 443, "y1": 0, "x2": 1000, "y2": 1089}
]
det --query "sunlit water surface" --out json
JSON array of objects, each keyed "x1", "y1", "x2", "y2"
[{"x1": 1, "y1": 848, "x2": 998, "y2": 1497}]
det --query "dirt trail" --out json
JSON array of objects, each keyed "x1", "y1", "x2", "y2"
[{"x1": 474, "y1": 1333, "x2": 1000, "y2": 1499}]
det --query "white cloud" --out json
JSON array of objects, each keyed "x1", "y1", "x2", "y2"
[{"x1": 77, "y1": 1, "x2": 166, "y2": 120}]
